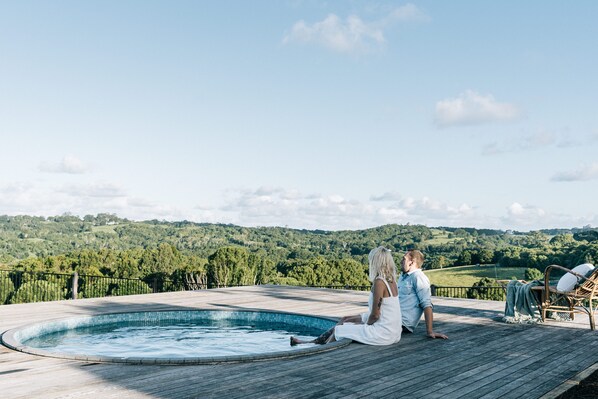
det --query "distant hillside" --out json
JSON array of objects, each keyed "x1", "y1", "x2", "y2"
[
  {"x1": 1, "y1": 213, "x2": 513, "y2": 264},
  {"x1": 1, "y1": 214, "x2": 596, "y2": 288}
]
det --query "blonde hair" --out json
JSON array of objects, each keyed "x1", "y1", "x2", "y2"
[
  {"x1": 407, "y1": 249, "x2": 425, "y2": 269},
  {"x1": 368, "y1": 246, "x2": 397, "y2": 283}
]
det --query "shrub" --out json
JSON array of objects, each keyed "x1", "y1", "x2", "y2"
[
  {"x1": 81, "y1": 282, "x2": 111, "y2": 299},
  {"x1": 0, "y1": 275, "x2": 15, "y2": 304},
  {"x1": 10, "y1": 280, "x2": 66, "y2": 304},
  {"x1": 111, "y1": 280, "x2": 152, "y2": 296},
  {"x1": 268, "y1": 275, "x2": 301, "y2": 286},
  {"x1": 525, "y1": 268, "x2": 543, "y2": 281},
  {"x1": 467, "y1": 277, "x2": 505, "y2": 301}
]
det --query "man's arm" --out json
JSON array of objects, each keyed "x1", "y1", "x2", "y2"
[
  {"x1": 423, "y1": 306, "x2": 448, "y2": 339},
  {"x1": 414, "y1": 272, "x2": 448, "y2": 339}
]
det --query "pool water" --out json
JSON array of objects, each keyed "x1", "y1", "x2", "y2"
[
  {"x1": 23, "y1": 318, "x2": 321, "y2": 358},
  {"x1": 2, "y1": 310, "x2": 348, "y2": 363}
]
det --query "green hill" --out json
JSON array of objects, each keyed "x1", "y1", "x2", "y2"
[{"x1": 425, "y1": 265, "x2": 527, "y2": 286}]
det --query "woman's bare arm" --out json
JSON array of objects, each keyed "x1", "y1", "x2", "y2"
[
  {"x1": 339, "y1": 315, "x2": 363, "y2": 324},
  {"x1": 366, "y1": 279, "x2": 386, "y2": 325}
]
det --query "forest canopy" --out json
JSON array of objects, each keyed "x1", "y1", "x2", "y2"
[{"x1": 1, "y1": 214, "x2": 596, "y2": 287}]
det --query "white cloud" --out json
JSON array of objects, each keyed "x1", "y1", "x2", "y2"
[
  {"x1": 551, "y1": 162, "x2": 598, "y2": 182},
  {"x1": 59, "y1": 182, "x2": 127, "y2": 198},
  {"x1": 1, "y1": 181, "x2": 593, "y2": 232},
  {"x1": 507, "y1": 202, "x2": 540, "y2": 217},
  {"x1": 482, "y1": 129, "x2": 597, "y2": 155},
  {"x1": 557, "y1": 131, "x2": 598, "y2": 148},
  {"x1": 435, "y1": 90, "x2": 521, "y2": 127},
  {"x1": 0, "y1": 182, "x2": 65, "y2": 215},
  {"x1": 482, "y1": 131, "x2": 556, "y2": 155},
  {"x1": 39, "y1": 155, "x2": 90, "y2": 174},
  {"x1": 394, "y1": 196, "x2": 475, "y2": 222},
  {"x1": 216, "y1": 188, "x2": 478, "y2": 230},
  {"x1": 127, "y1": 198, "x2": 156, "y2": 208},
  {"x1": 498, "y1": 202, "x2": 593, "y2": 231},
  {"x1": 214, "y1": 189, "x2": 594, "y2": 231},
  {"x1": 370, "y1": 191, "x2": 402, "y2": 201},
  {"x1": 388, "y1": 3, "x2": 430, "y2": 22},
  {"x1": 500, "y1": 202, "x2": 547, "y2": 230},
  {"x1": 283, "y1": 14, "x2": 384, "y2": 54},
  {"x1": 283, "y1": 5, "x2": 428, "y2": 54},
  {"x1": 0, "y1": 180, "x2": 187, "y2": 222}
]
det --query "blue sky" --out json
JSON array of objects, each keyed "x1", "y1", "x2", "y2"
[{"x1": 1, "y1": 1, "x2": 597, "y2": 231}]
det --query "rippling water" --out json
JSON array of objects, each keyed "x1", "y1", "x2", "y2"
[{"x1": 24, "y1": 319, "x2": 321, "y2": 358}]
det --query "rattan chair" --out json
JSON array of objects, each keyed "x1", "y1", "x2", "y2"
[{"x1": 532, "y1": 265, "x2": 598, "y2": 330}]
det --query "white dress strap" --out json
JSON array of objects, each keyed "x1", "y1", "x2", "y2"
[{"x1": 376, "y1": 277, "x2": 396, "y2": 297}]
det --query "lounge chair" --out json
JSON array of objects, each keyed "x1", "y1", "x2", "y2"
[{"x1": 532, "y1": 264, "x2": 598, "y2": 330}]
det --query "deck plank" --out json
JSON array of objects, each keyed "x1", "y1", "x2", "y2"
[{"x1": 1, "y1": 286, "x2": 596, "y2": 399}]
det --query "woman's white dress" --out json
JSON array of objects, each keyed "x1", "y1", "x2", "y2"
[{"x1": 334, "y1": 278, "x2": 402, "y2": 345}]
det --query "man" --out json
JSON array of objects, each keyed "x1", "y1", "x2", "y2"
[{"x1": 399, "y1": 249, "x2": 448, "y2": 339}]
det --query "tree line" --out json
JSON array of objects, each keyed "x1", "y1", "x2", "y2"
[{"x1": 1, "y1": 214, "x2": 597, "y2": 288}]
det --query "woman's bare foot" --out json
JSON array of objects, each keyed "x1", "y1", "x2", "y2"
[{"x1": 290, "y1": 336, "x2": 303, "y2": 346}]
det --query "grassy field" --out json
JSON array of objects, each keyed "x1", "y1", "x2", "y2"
[
  {"x1": 423, "y1": 229, "x2": 468, "y2": 246},
  {"x1": 90, "y1": 225, "x2": 118, "y2": 233},
  {"x1": 424, "y1": 265, "x2": 527, "y2": 287}
]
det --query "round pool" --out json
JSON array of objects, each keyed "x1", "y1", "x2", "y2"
[{"x1": 1, "y1": 310, "x2": 350, "y2": 364}]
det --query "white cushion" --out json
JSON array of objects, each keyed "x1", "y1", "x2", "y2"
[{"x1": 556, "y1": 263, "x2": 595, "y2": 292}]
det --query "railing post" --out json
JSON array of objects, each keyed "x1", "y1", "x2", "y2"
[
  {"x1": 431, "y1": 284, "x2": 437, "y2": 296},
  {"x1": 72, "y1": 272, "x2": 78, "y2": 300},
  {"x1": 152, "y1": 278, "x2": 158, "y2": 293}
]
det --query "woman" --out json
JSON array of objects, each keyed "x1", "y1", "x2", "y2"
[{"x1": 291, "y1": 246, "x2": 402, "y2": 346}]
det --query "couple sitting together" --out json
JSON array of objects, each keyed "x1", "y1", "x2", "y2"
[{"x1": 291, "y1": 247, "x2": 447, "y2": 346}]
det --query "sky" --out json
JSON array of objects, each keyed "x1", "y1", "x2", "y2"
[{"x1": 1, "y1": 1, "x2": 597, "y2": 232}]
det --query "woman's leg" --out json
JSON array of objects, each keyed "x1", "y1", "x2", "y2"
[
  {"x1": 313, "y1": 326, "x2": 335, "y2": 344},
  {"x1": 290, "y1": 326, "x2": 335, "y2": 346},
  {"x1": 325, "y1": 331, "x2": 337, "y2": 344}
]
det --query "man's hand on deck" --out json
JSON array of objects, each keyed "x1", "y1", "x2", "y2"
[{"x1": 426, "y1": 331, "x2": 448, "y2": 339}]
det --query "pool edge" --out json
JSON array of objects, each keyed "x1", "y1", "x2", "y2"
[{"x1": 1, "y1": 310, "x2": 352, "y2": 365}]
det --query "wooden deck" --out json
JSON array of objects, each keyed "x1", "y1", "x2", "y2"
[{"x1": 1, "y1": 285, "x2": 597, "y2": 398}]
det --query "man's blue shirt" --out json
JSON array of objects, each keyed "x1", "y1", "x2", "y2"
[{"x1": 399, "y1": 268, "x2": 433, "y2": 332}]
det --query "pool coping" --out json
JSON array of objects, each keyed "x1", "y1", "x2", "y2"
[{"x1": 1, "y1": 309, "x2": 352, "y2": 365}]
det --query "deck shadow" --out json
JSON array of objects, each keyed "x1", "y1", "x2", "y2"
[
  {"x1": 67, "y1": 315, "x2": 598, "y2": 399},
  {"x1": 1, "y1": 286, "x2": 597, "y2": 399}
]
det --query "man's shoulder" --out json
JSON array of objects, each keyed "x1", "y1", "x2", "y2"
[{"x1": 412, "y1": 269, "x2": 431, "y2": 286}]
